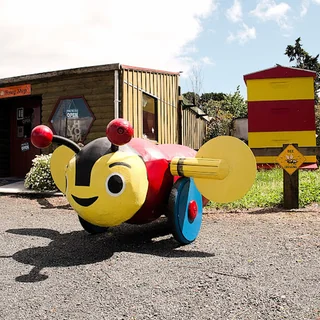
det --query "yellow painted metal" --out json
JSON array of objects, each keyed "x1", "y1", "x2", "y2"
[
  {"x1": 194, "y1": 136, "x2": 257, "y2": 203},
  {"x1": 247, "y1": 77, "x2": 314, "y2": 101},
  {"x1": 170, "y1": 157, "x2": 229, "y2": 180},
  {"x1": 248, "y1": 131, "x2": 316, "y2": 148}
]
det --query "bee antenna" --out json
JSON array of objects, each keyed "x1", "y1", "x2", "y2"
[
  {"x1": 31, "y1": 125, "x2": 81, "y2": 153},
  {"x1": 52, "y1": 136, "x2": 81, "y2": 153}
]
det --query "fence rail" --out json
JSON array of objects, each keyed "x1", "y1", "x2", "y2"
[
  {"x1": 250, "y1": 145, "x2": 320, "y2": 209},
  {"x1": 251, "y1": 147, "x2": 320, "y2": 157}
]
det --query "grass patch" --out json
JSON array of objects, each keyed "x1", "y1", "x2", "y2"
[{"x1": 207, "y1": 168, "x2": 320, "y2": 210}]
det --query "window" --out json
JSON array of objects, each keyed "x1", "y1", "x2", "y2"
[
  {"x1": 49, "y1": 97, "x2": 95, "y2": 143},
  {"x1": 142, "y1": 93, "x2": 158, "y2": 141}
]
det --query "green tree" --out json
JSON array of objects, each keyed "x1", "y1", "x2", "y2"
[
  {"x1": 221, "y1": 86, "x2": 247, "y2": 118},
  {"x1": 200, "y1": 92, "x2": 225, "y2": 103},
  {"x1": 183, "y1": 91, "x2": 200, "y2": 105},
  {"x1": 285, "y1": 37, "x2": 320, "y2": 103},
  {"x1": 203, "y1": 86, "x2": 247, "y2": 141}
]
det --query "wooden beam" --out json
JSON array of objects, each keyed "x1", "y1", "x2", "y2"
[
  {"x1": 283, "y1": 169, "x2": 299, "y2": 209},
  {"x1": 251, "y1": 146, "x2": 320, "y2": 156}
]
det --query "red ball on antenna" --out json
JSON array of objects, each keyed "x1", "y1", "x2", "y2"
[
  {"x1": 106, "y1": 118, "x2": 134, "y2": 146},
  {"x1": 31, "y1": 125, "x2": 53, "y2": 148}
]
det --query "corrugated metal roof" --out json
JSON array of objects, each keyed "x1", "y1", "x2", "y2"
[
  {"x1": 244, "y1": 64, "x2": 316, "y2": 83},
  {"x1": 0, "y1": 63, "x2": 179, "y2": 85}
]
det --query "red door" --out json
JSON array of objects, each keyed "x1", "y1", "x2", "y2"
[{"x1": 10, "y1": 97, "x2": 41, "y2": 178}]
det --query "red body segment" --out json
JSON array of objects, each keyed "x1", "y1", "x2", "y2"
[{"x1": 126, "y1": 138, "x2": 197, "y2": 224}]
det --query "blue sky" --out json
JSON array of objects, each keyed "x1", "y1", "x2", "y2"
[
  {"x1": 180, "y1": 0, "x2": 320, "y2": 98},
  {"x1": 1, "y1": 0, "x2": 319, "y2": 99}
]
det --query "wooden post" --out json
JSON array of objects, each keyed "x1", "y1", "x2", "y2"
[
  {"x1": 283, "y1": 169, "x2": 299, "y2": 209},
  {"x1": 283, "y1": 143, "x2": 299, "y2": 209}
]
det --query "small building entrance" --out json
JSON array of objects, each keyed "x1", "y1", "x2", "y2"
[{"x1": 0, "y1": 96, "x2": 41, "y2": 178}]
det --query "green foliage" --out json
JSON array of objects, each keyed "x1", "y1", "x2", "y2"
[
  {"x1": 183, "y1": 91, "x2": 200, "y2": 105},
  {"x1": 203, "y1": 100, "x2": 233, "y2": 141},
  {"x1": 24, "y1": 154, "x2": 57, "y2": 191},
  {"x1": 208, "y1": 168, "x2": 320, "y2": 210},
  {"x1": 200, "y1": 92, "x2": 225, "y2": 103},
  {"x1": 203, "y1": 86, "x2": 247, "y2": 141},
  {"x1": 285, "y1": 37, "x2": 320, "y2": 103}
]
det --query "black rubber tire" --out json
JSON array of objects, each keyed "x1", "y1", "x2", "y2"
[{"x1": 78, "y1": 216, "x2": 109, "y2": 234}]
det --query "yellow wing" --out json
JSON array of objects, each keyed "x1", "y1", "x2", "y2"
[{"x1": 50, "y1": 145, "x2": 75, "y2": 193}]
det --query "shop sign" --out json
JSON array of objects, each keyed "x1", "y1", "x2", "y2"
[
  {"x1": 66, "y1": 109, "x2": 79, "y2": 118},
  {"x1": 0, "y1": 84, "x2": 31, "y2": 99},
  {"x1": 21, "y1": 142, "x2": 30, "y2": 152}
]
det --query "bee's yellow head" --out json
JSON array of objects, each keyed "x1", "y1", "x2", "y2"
[{"x1": 32, "y1": 119, "x2": 149, "y2": 227}]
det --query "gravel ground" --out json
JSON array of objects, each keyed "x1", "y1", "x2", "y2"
[{"x1": 0, "y1": 195, "x2": 320, "y2": 320}]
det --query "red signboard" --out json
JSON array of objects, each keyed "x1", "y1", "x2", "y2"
[{"x1": 0, "y1": 84, "x2": 31, "y2": 99}]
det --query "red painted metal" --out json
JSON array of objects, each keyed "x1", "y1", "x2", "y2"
[
  {"x1": 126, "y1": 139, "x2": 199, "y2": 224},
  {"x1": 248, "y1": 100, "x2": 316, "y2": 132},
  {"x1": 244, "y1": 65, "x2": 316, "y2": 82},
  {"x1": 188, "y1": 200, "x2": 198, "y2": 221},
  {"x1": 106, "y1": 118, "x2": 134, "y2": 146},
  {"x1": 31, "y1": 125, "x2": 53, "y2": 148},
  {"x1": 127, "y1": 158, "x2": 173, "y2": 224}
]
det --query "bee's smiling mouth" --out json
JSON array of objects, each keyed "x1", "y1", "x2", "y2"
[{"x1": 72, "y1": 195, "x2": 98, "y2": 207}]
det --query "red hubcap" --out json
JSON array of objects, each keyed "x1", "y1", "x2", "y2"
[{"x1": 188, "y1": 200, "x2": 198, "y2": 222}]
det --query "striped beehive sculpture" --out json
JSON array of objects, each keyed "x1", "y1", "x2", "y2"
[{"x1": 244, "y1": 65, "x2": 317, "y2": 167}]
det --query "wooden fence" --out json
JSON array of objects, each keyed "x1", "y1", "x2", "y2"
[{"x1": 251, "y1": 145, "x2": 320, "y2": 209}]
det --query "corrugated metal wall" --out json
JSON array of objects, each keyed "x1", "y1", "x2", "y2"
[
  {"x1": 121, "y1": 68, "x2": 179, "y2": 144},
  {"x1": 181, "y1": 108, "x2": 207, "y2": 150}
]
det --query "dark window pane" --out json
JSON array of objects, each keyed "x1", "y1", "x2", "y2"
[{"x1": 142, "y1": 93, "x2": 158, "y2": 141}]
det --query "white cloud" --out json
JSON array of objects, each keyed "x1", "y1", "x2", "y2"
[
  {"x1": 300, "y1": 0, "x2": 309, "y2": 16},
  {"x1": 227, "y1": 23, "x2": 256, "y2": 45},
  {"x1": 250, "y1": 0, "x2": 291, "y2": 29},
  {"x1": 226, "y1": 0, "x2": 243, "y2": 23},
  {"x1": 201, "y1": 57, "x2": 215, "y2": 65},
  {"x1": 300, "y1": 0, "x2": 320, "y2": 16},
  {"x1": 0, "y1": 0, "x2": 216, "y2": 78}
]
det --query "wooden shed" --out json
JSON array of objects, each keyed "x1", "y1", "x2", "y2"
[
  {"x1": 181, "y1": 97, "x2": 209, "y2": 150},
  {"x1": 244, "y1": 65, "x2": 317, "y2": 166},
  {"x1": 0, "y1": 63, "x2": 188, "y2": 178}
]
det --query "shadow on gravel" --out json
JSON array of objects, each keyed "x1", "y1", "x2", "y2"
[
  {"x1": 36, "y1": 198, "x2": 73, "y2": 210},
  {"x1": 5, "y1": 219, "x2": 214, "y2": 283}
]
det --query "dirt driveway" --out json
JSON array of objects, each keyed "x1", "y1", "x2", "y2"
[{"x1": 0, "y1": 195, "x2": 319, "y2": 320}]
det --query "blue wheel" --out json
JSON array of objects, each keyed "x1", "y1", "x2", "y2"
[{"x1": 168, "y1": 177, "x2": 203, "y2": 244}]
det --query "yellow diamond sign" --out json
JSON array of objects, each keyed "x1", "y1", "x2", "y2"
[{"x1": 277, "y1": 145, "x2": 305, "y2": 175}]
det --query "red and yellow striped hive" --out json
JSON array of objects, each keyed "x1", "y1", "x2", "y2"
[{"x1": 244, "y1": 65, "x2": 317, "y2": 165}]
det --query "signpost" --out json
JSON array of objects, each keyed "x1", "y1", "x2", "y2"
[{"x1": 276, "y1": 144, "x2": 304, "y2": 209}]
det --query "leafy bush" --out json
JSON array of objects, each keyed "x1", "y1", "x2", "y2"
[{"x1": 24, "y1": 154, "x2": 57, "y2": 191}]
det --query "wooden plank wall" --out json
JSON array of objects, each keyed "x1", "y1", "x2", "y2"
[
  {"x1": 181, "y1": 108, "x2": 207, "y2": 150},
  {"x1": 121, "y1": 69, "x2": 179, "y2": 144},
  {"x1": 0, "y1": 102, "x2": 10, "y2": 176},
  {"x1": 31, "y1": 71, "x2": 115, "y2": 143}
]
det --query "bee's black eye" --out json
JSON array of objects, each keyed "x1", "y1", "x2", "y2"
[{"x1": 105, "y1": 173, "x2": 125, "y2": 196}]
